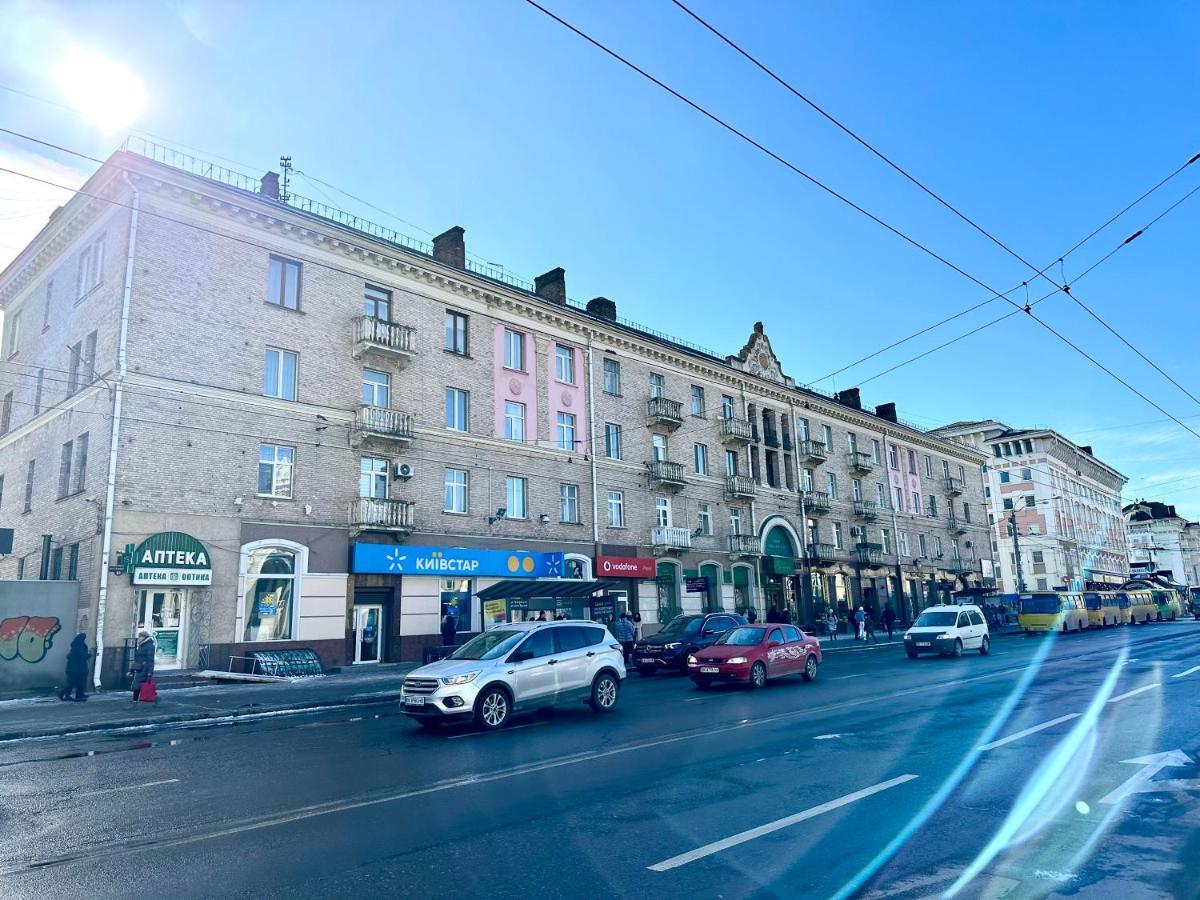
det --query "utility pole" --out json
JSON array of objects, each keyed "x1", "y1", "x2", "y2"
[{"x1": 1010, "y1": 508, "x2": 1027, "y2": 593}]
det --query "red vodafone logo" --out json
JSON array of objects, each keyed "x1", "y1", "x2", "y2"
[{"x1": 596, "y1": 556, "x2": 655, "y2": 578}]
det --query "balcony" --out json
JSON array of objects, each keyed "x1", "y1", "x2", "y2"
[
  {"x1": 351, "y1": 405, "x2": 414, "y2": 447},
  {"x1": 798, "y1": 440, "x2": 828, "y2": 462},
  {"x1": 729, "y1": 534, "x2": 761, "y2": 558},
  {"x1": 718, "y1": 416, "x2": 754, "y2": 445},
  {"x1": 647, "y1": 459, "x2": 687, "y2": 490},
  {"x1": 949, "y1": 556, "x2": 974, "y2": 575},
  {"x1": 853, "y1": 500, "x2": 879, "y2": 520},
  {"x1": 725, "y1": 474, "x2": 757, "y2": 499},
  {"x1": 807, "y1": 542, "x2": 838, "y2": 564},
  {"x1": 943, "y1": 475, "x2": 964, "y2": 496},
  {"x1": 352, "y1": 315, "x2": 416, "y2": 365},
  {"x1": 350, "y1": 497, "x2": 415, "y2": 534},
  {"x1": 800, "y1": 489, "x2": 831, "y2": 513},
  {"x1": 847, "y1": 451, "x2": 874, "y2": 473},
  {"x1": 946, "y1": 516, "x2": 968, "y2": 534},
  {"x1": 652, "y1": 525, "x2": 692, "y2": 552},
  {"x1": 646, "y1": 396, "x2": 684, "y2": 430},
  {"x1": 856, "y1": 543, "x2": 884, "y2": 566}
]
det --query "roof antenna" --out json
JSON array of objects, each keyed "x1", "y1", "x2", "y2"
[{"x1": 279, "y1": 156, "x2": 293, "y2": 203}]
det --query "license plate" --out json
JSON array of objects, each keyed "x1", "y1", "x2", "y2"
[
  {"x1": 916, "y1": 642, "x2": 931, "y2": 648},
  {"x1": 403, "y1": 696, "x2": 425, "y2": 706},
  {"x1": 700, "y1": 667, "x2": 720, "y2": 674},
  {"x1": 639, "y1": 658, "x2": 655, "y2": 665}
]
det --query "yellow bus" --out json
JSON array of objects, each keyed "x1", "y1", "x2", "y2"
[
  {"x1": 1084, "y1": 592, "x2": 1121, "y2": 628},
  {"x1": 1114, "y1": 592, "x2": 1133, "y2": 625},
  {"x1": 1018, "y1": 592, "x2": 1089, "y2": 633},
  {"x1": 1124, "y1": 590, "x2": 1156, "y2": 625},
  {"x1": 1151, "y1": 589, "x2": 1183, "y2": 622}
]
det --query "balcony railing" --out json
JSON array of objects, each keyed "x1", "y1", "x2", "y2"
[
  {"x1": 729, "y1": 534, "x2": 761, "y2": 557},
  {"x1": 943, "y1": 476, "x2": 964, "y2": 496},
  {"x1": 847, "y1": 451, "x2": 874, "y2": 472},
  {"x1": 798, "y1": 440, "x2": 828, "y2": 462},
  {"x1": 350, "y1": 497, "x2": 415, "y2": 533},
  {"x1": 947, "y1": 516, "x2": 968, "y2": 534},
  {"x1": 652, "y1": 525, "x2": 692, "y2": 551},
  {"x1": 647, "y1": 459, "x2": 687, "y2": 488},
  {"x1": 352, "y1": 315, "x2": 416, "y2": 364},
  {"x1": 646, "y1": 396, "x2": 684, "y2": 429},
  {"x1": 718, "y1": 416, "x2": 754, "y2": 444},
  {"x1": 807, "y1": 542, "x2": 838, "y2": 563},
  {"x1": 352, "y1": 405, "x2": 414, "y2": 445},
  {"x1": 856, "y1": 543, "x2": 884, "y2": 566},
  {"x1": 853, "y1": 500, "x2": 878, "y2": 520},
  {"x1": 725, "y1": 474, "x2": 757, "y2": 499},
  {"x1": 800, "y1": 489, "x2": 831, "y2": 513}
]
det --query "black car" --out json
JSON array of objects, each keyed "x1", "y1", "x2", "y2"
[{"x1": 631, "y1": 612, "x2": 747, "y2": 675}]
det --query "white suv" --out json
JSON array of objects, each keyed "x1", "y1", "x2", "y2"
[
  {"x1": 400, "y1": 621, "x2": 626, "y2": 730},
  {"x1": 903, "y1": 604, "x2": 990, "y2": 658}
]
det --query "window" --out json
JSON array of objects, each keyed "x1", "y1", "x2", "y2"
[
  {"x1": 694, "y1": 443, "x2": 708, "y2": 475},
  {"x1": 655, "y1": 497, "x2": 671, "y2": 527},
  {"x1": 942, "y1": 460, "x2": 951, "y2": 478},
  {"x1": 912, "y1": 491, "x2": 922, "y2": 514},
  {"x1": 42, "y1": 280, "x2": 53, "y2": 331},
  {"x1": 73, "y1": 432, "x2": 88, "y2": 493},
  {"x1": 444, "y1": 468, "x2": 468, "y2": 513},
  {"x1": 437, "y1": 387, "x2": 467, "y2": 432},
  {"x1": 264, "y1": 348, "x2": 298, "y2": 401},
  {"x1": 852, "y1": 479, "x2": 863, "y2": 502},
  {"x1": 652, "y1": 434, "x2": 667, "y2": 462},
  {"x1": 445, "y1": 310, "x2": 469, "y2": 354},
  {"x1": 723, "y1": 395, "x2": 737, "y2": 420},
  {"x1": 907, "y1": 449, "x2": 917, "y2": 473},
  {"x1": 999, "y1": 470, "x2": 1010, "y2": 484},
  {"x1": 1032, "y1": 550, "x2": 1045, "y2": 564},
  {"x1": 690, "y1": 385, "x2": 706, "y2": 417},
  {"x1": 519, "y1": 629, "x2": 556, "y2": 660},
  {"x1": 81, "y1": 331, "x2": 96, "y2": 384},
  {"x1": 893, "y1": 486, "x2": 905, "y2": 511},
  {"x1": 1024, "y1": 495, "x2": 1036, "y2": 508},
  {"x1": 363, "y1": 370, "x2": 390, "y2": 408},
  {"x1": 58, "y1": 439, "x2": 73, "y2": 498},
  {"x1": 555, "y1": 344, "x2": 576, "y2": 383},
  {"x1": 1003, "y1": 497, "x2": 1014, "y2": 511},
  {"x1": 1, "y1": 391, "x2": 11, "y2": 434},
  {"x1": 503, "y1": 328, "x2": 525, "y2": 371},
  {"x1": 958, "y1": 464, "x2": 966, "y2": 481},
  {"x1": 832, "y1": 522, "x2": 843, "y2": 550},
  {"x1": 560, "y1": 483, "x2": 579, "y2": 523},
  {"x1": 827, "y1": 472, "x2": 838, "y2": 500},
  {"x1": 4, "y1": 307, "x2": 21, "y2": 358},
  {"x1": 924, "y1": 455, "x2": 933, "y2": 477},
  {"x1": 888, "y1": 444, "x2": 899, "y2": 469},
  {"x1": 363, "y1": 284, "x2": 391, "y2": 321},
  {"x1": 952, "y1": 540, "x2": 961, "y2": 560},
  {"x1": 358, "y1": 456, "x2": 388, "y2": 499},
  {"x1": 603, "y1": 358, "x2": 621, "y2": 395},
  {"x1": 881, "y1": 529, "x2": 892, "y2": 555},
  {"x1": 259, "y1": 444, "x2": 295, "y2": 497},
  {"x1": 821, "y1": 424, "x2": 832, "y2": 447},
  {"x1": 992, "y1": 445, "x2": 1002, "y2": 458},
  {"x1": 242, "y1": 544, "x2": 299, "y2": 642},
  {"x1": 76, "y1": 237, "x2": 105, "y2": 299},
  {"x1": 1024, "y1": 439, "x2": 1034, "y2": 454},
  {"x1": 649, "y1": 372, "x2": 664, "y2": 399},
  {"x1": 918, "y1": 533, "x2": 928, "y2": 557},
  {"x1": 505, "y1": 476, "x2": 527, "y2": 518},
  {"x1": 607, "y1": 490, "x2": 625, "y2": 527},
  {"x1": 697, "y1": 502, "x2": 712, "y2": 536},
  {"x1": 963, "y1": 502, "x2": 972, "y2": 523},
  {"x1": 556, "y1": 411, "x2": 577, "y2": 450},
  {"x1": 504, "y1": 401, "x2": 526, "y2": 442},
  {"x1": 848, "y1": 432, "x2": 858, "y2": 453},
  {"x1": 928, "y1": 495, "x2": 938, "y2": 516},
  {"x1": 66, "y1": 543, "x2": 79, "y2": 580},
  {"x1": 67, "y1": 340, "x2": 81, "y2": 395},
  {"x1": 899, "y1": 532, "x2": 910, "y2": 556},
  {"x1": 604, "y1": 423, "x2": 622, "y2": 459},
  {"x1": 934, "y1": 536, "x2": 944, "y2": 557},
  {"x1": 730, "y1": 507, "x2": 743, "y2": 535},
  {"x1": 726, "y1": 450, "x2": 739, "y2": 477},
  {"x1": 871, "y1": 439, "x2": 882, "y2": 464},
  {"x1": 801, "y1": 468, "x2": 814, "y2": 491},
  {"x1": 266, "y1": 255, "x2": 300, "y2": 309},
  {"x1": 1021, "y1": 467, "x2": 1032, "y2": 481},
  {"x1": 23, "y1": 459, "x2": 34, "y2": 512},
  {"x1": 1003, "y1": 443, "x2": 1013, "y2": 457}
]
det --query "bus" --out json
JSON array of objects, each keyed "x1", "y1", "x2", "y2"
[
  {"x1": 1124, "y1": 590, "x2": 1156, "y2": 625},
  {"x1": 1083, "y1": 592, "x2": 1121, "y2": 628},
  {"x1": 1018, "y1": 592, "x2": 1089, "y2": 633},
  {"x1": 1150, "y1": 589, "x2": 1182, "y2": 622}
]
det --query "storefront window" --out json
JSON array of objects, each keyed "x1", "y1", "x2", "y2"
[
  {"x1": 243, "y1": 546, "x2": 297, "y2": 642},
  {"x1": 441, "y1": 578, "x2": 473, "y2": 631},
  {"x1": 656, "y1": 562, "x2": 680, "y2": 622}
]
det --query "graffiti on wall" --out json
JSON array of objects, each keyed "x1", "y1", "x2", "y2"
[{"x1": 0, "y1": 616, "x2": 62, "y2": 664}]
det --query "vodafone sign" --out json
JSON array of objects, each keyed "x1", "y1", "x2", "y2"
[{"x1": 596, "y1": 555, "x2": 656, "y2": 579}]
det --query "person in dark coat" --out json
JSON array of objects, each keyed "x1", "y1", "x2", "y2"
[
  {"x1": 765, "y1": 604, "x2": 780, "y2": 624},
  {"x1": 129, "y1": 629, "x2": 156, "y2": 702},
  {"x1": 864, "y1": 609, "x2": 879, "y2": 644},
  {"x1": 746, "y1": 607, "x2": 758, "y2": 624},
  {"x1": 440, "y1": 612, "x2": 458, "y2": 647},
  {"x1": 60, "y1": 633, "x2": 90, "y2": 702},
  {"x1": 882, "y1": 606, "x2": 897, "y2": 640}
]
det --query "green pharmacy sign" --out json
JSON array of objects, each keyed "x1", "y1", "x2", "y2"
[{"x1": 131, "y1": 532, "x2": 213, "y2": 586}]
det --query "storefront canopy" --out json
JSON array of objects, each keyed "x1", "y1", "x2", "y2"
[{"x1": 476, "y1": 579, "x2": 622, "y2": 601}]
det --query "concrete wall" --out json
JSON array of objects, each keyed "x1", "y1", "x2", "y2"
[{"x1": 0, "y1": 580, "x2": 79, "y2": 693}]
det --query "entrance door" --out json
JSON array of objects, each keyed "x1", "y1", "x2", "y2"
[
  {"x1": 136, "y1": 589, "x2": 186, "y2": 670},
  {"x1": 353, "y1": 605, "x2": 384, "y2": 664}
]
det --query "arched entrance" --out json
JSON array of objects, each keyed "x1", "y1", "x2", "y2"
[
  {"x1": 759, "y1": 520, "x2": 804, "y2": 625},
  {"x1": 699, "y1": 561, "x2": 723, "y2": 613}
]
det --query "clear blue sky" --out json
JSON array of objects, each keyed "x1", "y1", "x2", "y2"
[{"x1": 2, "y1": 0, "x2": 1198, "y2": 515}]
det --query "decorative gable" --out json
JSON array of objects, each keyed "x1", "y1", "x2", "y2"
[{"x1": 727, "y1": 322, "x2": 793, "y2": 387}]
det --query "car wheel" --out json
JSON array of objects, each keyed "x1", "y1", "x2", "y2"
[
  {"x1": 980, "y1": 635, "x2": 990, "y2": 656},
  {"x1": 749, "y1": 661, "x2": 767, "y2": 689},
  {"x1": 906, "y1": 650, "x2": 919, "y2": 659},
  {"x1": 952, "y1": 639, "x2": 963, "y2": 658},
  {"x1": 637, "y1": 667, "x2": 655, "y2": 677},
  {"x1": 692, "y1": 679, "x2": 710, "y2": 691},
  {"x1": 589, "y1": 672, "x2": 619, "y2": 713},
  {"x1": 474, "y1": 686, "x2": 511, "y2": 730},
  {"x1": 1157, "y1": 612, "x2": 1163, "y2": 622},
  {"x1": 802, "y1": 654, "x2": 818, "y2": 682}
]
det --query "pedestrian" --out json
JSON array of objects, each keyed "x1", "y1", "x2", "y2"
[
  {"x1": 615, "y1": 612, "x2": 636, "y2": 663},
  {"x1": 864, "y1": 609, "x2": 879, "y2": 644},
  {"x1": 882, "y1": 605, "x2": 897, "y2": 640},
  {"x1": 779, "y1": 604, "x2": 793, "y2": 625},
  {"x1": 746, "y1": 606, "x2": 758, "y2": 624},
  {"x1": 632, "y1": 611, "x2": 642, "y2": 640},
  {"x1": 129, "y1": 629, "x2": 155, "y2": 703},
  {"x1": 825, "y1": 608, "x2": 839, "y2": 641},
  {"x1": 854, "y1": 606, "x2": 866, "y2": 640},
  {"x1": 440, "y1": 610, "x2": 458, "y2": 648},
  {"x1": 766, "y1": 604, "x2": 780, "y2": 624},
  {"x1": 59, "y1": 633, "x2": 90, "y2": 702}
]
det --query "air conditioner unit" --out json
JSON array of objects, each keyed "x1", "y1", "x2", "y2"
[{"x1": 395, "y1": 462, "x2": 414, "y2": 481}]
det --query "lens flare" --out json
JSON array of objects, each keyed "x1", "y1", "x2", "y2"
[{"x1": 53, "y1": 48, "x2": 148, "y2": 131}]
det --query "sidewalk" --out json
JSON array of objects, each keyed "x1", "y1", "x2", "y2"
[{"x1": 0, "y1": 663, "x2": 416, "y2": 743}]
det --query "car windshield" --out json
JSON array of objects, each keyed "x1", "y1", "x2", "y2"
[
  {"x1": 449, "y1": 630, "x2": 524, "y2": 661},
  {"x1": 716, "y1": 626, "x2": 766, "y2": 646},
  {"x1": 914, "y1": 611, "x2": 958, "y2": 627},
  {"x1": 657, "y1": 616, "x2": 702, "y2": 636},
  {"x1": 1022, "y1": 595, "x2": 1061, "y2": 614}
]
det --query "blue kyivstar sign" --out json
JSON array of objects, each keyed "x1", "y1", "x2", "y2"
[{"x1": 351, "y1": 544, "x2": 565, "y2": 578}]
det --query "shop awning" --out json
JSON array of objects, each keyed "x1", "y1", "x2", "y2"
[{"x1": 476, "y1": 579, "x2": 622, "y2": 601}]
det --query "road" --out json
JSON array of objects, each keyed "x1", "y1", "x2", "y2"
[{"x1": 1, "y1": 622, "x2": 1197, "y2": 899}]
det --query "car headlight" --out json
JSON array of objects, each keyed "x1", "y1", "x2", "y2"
[
  {"x1": 726, "y1": 656, "x2": 748, "y2": 665},
  {"x1": 441, "y1": 671, "x2": 480, "y2": 685},
  {"x1": 687, "y1": 655, "x2": 698, "y2": 665},
  {"x1": 937, "y1": 632, "x2": 952, "y2": 639},
  {"x1": 663, "y1": 642, "x2": 681, "y2": 650}
]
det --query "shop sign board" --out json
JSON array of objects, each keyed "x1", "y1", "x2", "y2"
[
  {"x1": 686, "y1": 577, "x2": 710, "y2": 594},
  {"x1": 595, "y1": 555, "x2": 656, "y2": 579},
  {"x1": 352, "y1": 544, "x2": 564, "y2": 578},
  {"x1": 131, "y1": 532, "x2": 213, "y2": 586}
]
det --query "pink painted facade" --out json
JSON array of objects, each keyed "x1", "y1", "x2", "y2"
[
  {"x1": 493, "y1": 324, "x2": 537, "y2": 441},
  {"x1": 887, "y1": 441, "x2": 924, "y2": 514},
  {"x1": 545, "y1": 340, "x2": 588, "y2": 450}
]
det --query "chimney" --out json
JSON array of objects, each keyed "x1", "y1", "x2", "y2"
[
  {"x1": 432, "y1": 226, "x2": 466, "y2": 268},
  {"x1": 586, "y1": 297, "x2": 617, "y2": 321},
  {"x1": 534, "y1": 267, "x2": 567, "y2": 305},
  {"x1": 1079, "y1": 445, "x2": 1093, "y2": 456},
  {"x1": 834, "y1": 387, "x2": 862, "y2": 410},
  {"x1": 260, "y1": 171, "x2": 280, "y2": 199},
  {"x1": 874, "y1": 402, "x2": 897, "y2": 423}
]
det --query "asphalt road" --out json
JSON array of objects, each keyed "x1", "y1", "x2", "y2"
[{"x1": 1, "y1": 622, "x2": 1197, "y2": 899}]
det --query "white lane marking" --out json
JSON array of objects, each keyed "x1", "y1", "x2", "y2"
[
  {"x1": 1171, "y1": 665, "x2": 1200, "y2": 679},
  {"x1": 684, "y1": 697, "x2": 707, "y2": 702},
  {"x1": 1107, "y1": 683, "x2": 1161, "y2": 704},
  {"x1": 976, "y1": 714, "x2": 1081, "y2": 752},
  {"x1": 446, "y1": 721, "x2": 546, "y2": 739},
  {"x1": 647, "y1": 774, "x2": 919, "y2": 872},
  {"x1": 79, "y1": 779, "x2": 180, "y2": 797},
  {"x1": 834, "y1": 673, "x2": 869, "y2": 680},
  {"x1": 1099, "y1": 750, "x2": 1194, "y2": 804},
  {"x1": 814, "y1": 733, "x2": 853, "y2": 740}
]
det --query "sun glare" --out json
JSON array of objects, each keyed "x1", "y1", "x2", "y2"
[{"x1": 53, "y1": 48, "x2": 148, "y2": 132}]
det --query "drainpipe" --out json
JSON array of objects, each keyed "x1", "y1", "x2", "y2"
[
  {"x1": 93, "y1": 172, "x2": 138, "y2": 689},
  {"x1": 884, "y1": 429, "x2": 906, "y2": 622},
  {"x1": 585, "y1": 337, "x2": 599, "y2": 549}
]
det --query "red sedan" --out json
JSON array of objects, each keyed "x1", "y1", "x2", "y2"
[{"x1": 687, "y1": 624, "x2": 821, "y2": 689}]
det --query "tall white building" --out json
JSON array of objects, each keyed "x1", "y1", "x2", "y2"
[
  {"x1": 933, "y1": 421, "x2": 1128, "y2": 594},
  {"x1": 1123, "y1": 500, "x2": 1200, "y2": 586}
]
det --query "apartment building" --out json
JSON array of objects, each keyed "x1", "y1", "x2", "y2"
[
  {"x1": 933, "y1": 421, "x2": 1128, "y2": 594},
  {"x1": 1123, "y1": 500, "x2": 1200, "y2": 586},
  {"x1": 0, "y1": 143, "x2": 991, "y2": 681}
]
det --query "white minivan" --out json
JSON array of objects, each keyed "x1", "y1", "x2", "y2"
[{"x1": 903, "y1": 604, "x2": 990, "y2": 658}]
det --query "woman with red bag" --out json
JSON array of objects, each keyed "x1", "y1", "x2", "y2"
[{"x1": 129, "y1": 629, "x2": 156, "y2": 703}]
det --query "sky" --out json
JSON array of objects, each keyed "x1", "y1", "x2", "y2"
[{"x1": 1, "y1": 0, "x2": 1198, "y2": 517}]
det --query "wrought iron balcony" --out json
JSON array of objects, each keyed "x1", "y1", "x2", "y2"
[
  {"x1": 725, "y1": 474, "x2": 757, "y2": 499},
  {"x1": 652, "y1": 525, "x2": 692, "y2": 552},
  {"x1": 729, "y1": 534, "x2": 761, "y2": 557},
  {"x1": 800, "y1": 489, "x2": 831, "y2": 513},
  {"x1": 352, "y1": 315, "x2": 416, "y2": 365},
  {"x1": 847, "y1": 451, "x2": 874, "y2": 473},
  {"x1": 718, "y1": 416, "x2": 754, "y2": 444},
  {"x1": 856, "y1": 543, "x2": 884, "y2": 566},
  {"x1": 646, "y1": 396, "x2": 684, "y2": 429},
  {"x1": 943, "y1": 475, "x2": 965, "y2": 496},
  {"x1": 947, "y1": 516, "x2": 968, "y2": 534},
  {"x1": 350, "y1": 497, "x2": 415, "y2": 533},
  {"x1": 798, "y1": 440, "x2": 828, "y2": 462},
  {"x1": 807, "y1": 542, "x2": 838, "y2": 564},
  {"x1": 647, "y1": 459, "x2": 687, "y2": 489},
  {"x1": 853, "y1": 500, "x2": 879, "y2": 520},
  {"x1": 352, "y1": 405, "x2": 414, "y2": 446}
]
